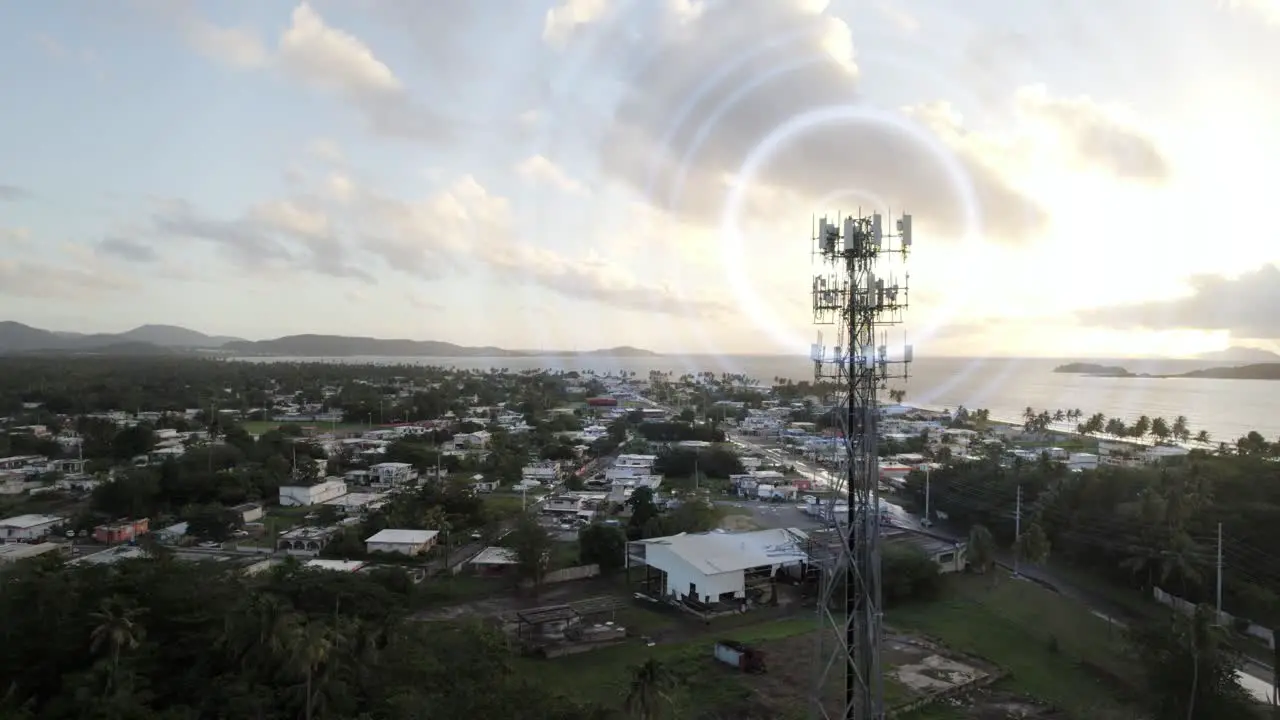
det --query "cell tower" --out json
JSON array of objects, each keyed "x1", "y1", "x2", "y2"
[{"x1": 809, "y1": 212, "x2": 912, "y2": 720}]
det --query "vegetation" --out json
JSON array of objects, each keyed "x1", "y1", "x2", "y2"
[
  {"x1": 0, "y1": 557, "x2": 608, "y2": 719},
  {"x1": 902, "y1": 442, "x2": 1280, "y2": 628}
]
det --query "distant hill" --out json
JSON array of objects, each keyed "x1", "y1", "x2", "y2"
[
  {"x1": 222, "y1": 335, "x2": 659, "y2": 358},
  {"x1": 1178, "y1": 363, "x2": 1280, "y2": 380},
  {"x1": 115, "y1": 324, "x2": 242, "y2": 348},
  {"x1": 0, "y1": 321, "x2": 659, "y2": 358},
  {"x1": 1050, "y1": 359, "x2": 1280, "y2": 381},
  {"x1": 575, "y1": 346, "x2": 660, "y2": 357},
  {"x1": 1195, "y1": 347, "x2": 1280, "y2": 362},
  {"x1": 1053, "y1": 362, "x2": 1132, "y2": 376},
  {"x1": 0, "y1": 321, "x2": 239, "y2": 354}
]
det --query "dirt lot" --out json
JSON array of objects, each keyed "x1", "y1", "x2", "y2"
[{"x1": 739, "y1": 630, "x2": 1062, "y2": 719}]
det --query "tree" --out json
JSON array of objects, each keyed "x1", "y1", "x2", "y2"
[
  {"x1": 1018, "y1": 522, "x2": 1051, "y2": 566},
  {"x1": 967, "y1": 525, "x2": 996, "y2": 575},
  {"x1": 507, "y1": 513, "x2": 553, "y2": 591},
  {"x1": 89, "y1": 598, "x2": 144, "y2": 694},
  {"x1": 578, "y1": 523, "x2": 627, "y2": 574},
  {"x1": 625, "y1": 487, "x2": 660, "y2": 536},
  {"x1": 624, "y1": 659, "x2": 677, "y2": 720},
  {"x1": 1126, "y1": 605, "x2": 1253, "y2": 720}
]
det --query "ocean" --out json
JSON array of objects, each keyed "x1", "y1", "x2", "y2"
[{"x1": 239, "y1": 355, "x2": 1279, "y2": 443}]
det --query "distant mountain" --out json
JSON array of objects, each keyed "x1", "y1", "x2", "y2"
[
  {"x1": 222, "y1": 335, "x2": 658, "y2": 358},
  {"x1": 0, "y1": 321, "x2": 659, "y2": 358},
  {"x1": 575, "y1": 346, "x2": 660, "y2": 357},
  {"x1": 115, "y1": 324, "x2": 242, "y2": 348},
  {"x1": 1178, "y1": 363, "x2": 1280, "y2": 380},
  {"x1": 1195, "y1": 347, "x2": 1280, "y2": 362},
  {"x1": 0, "y1": 322, "x2": 70, "y2": 353},
  {"x1": 0, "y1": 321, "x2": 240, "y2": 354}
]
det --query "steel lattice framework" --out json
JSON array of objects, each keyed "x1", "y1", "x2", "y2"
[{"x1": 809, "y1": 213, "x2": 912, "y2": 720}]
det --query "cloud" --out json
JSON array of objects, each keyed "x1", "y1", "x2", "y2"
[
  {"x1": 515, "y1": 155, "x2": 589, "y2": 196},
  {"x1": 338, "y1": 174, "x2": 726, "y2": 316},
  {"x1": 543, "y1": 0, "x2": 609, "y2": 47},
  {"x1": 152, "y1": 2, "x2": 446, "y2": 142},
  {"x1": 275, "y1": 3, "x2": 447, "y2": 141},
  {"x1": 595, "y1": 0, "x2": 1050, "y2": 243},
  {"x1": 1015, "y1": 86, "x2": 1170, "y2": 182},
  {"x1": 1075, "y1": 264, "x2": 1280, "y2": 338},
  {"x1": 0, "y1": 259, "x2": 134, "y2": 299},
  {"x1": 0, "y1": 184, "x2": 29, "y2": 201},
  {"x1": 1219, "y1": 0, "x2": 1280, "y2": 25},
  {"x1": 97, "y1": 237, "x2": 159, "y2": 263},
  {"x1": 150, "y1": 199, "x2": 372, "y2": 282}
]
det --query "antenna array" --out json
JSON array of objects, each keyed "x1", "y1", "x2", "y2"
[{"x1": 809, "y1": 211, "x2": 913, "y2": 720}]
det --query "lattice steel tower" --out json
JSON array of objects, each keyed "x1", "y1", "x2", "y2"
[{"x1": 809, "y1": 212, "x2": 912, "y2": 720}]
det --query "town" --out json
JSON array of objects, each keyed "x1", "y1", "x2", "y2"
[{"x1": 0, "y1": 357, "x2": 1276, "y2": 719}]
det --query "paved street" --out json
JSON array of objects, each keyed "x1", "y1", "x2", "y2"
[{"x1": 715, "y1": 499, "x2": 826, "y2": 531}]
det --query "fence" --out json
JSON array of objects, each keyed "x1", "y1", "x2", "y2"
[
  {"x1": 515, "y1": 564, "x2": 600, "y2": 588},
  {"x1": 1152, "y1": 586, "x2": 1276, "y2": 650}
]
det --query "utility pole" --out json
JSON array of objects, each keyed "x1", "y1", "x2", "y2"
[
  {"x1": 1014, "y1": 485, "x2": 1023, "y2": 577},
  {"x1": 1216, "y1": 522, "x2": 1224, "y2": 621},
  {"x1": 923, "y1": 465, "x2": 931, "y2": 527}
]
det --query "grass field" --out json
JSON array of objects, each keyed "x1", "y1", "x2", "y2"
[
  {"x1": 504, "y1": 564, "x2": 1149, "y2": 718},
  {"x1": 889, "y1": 572, "x2": 1137, "y2": 719},
  {"x1": 520, "y1": 615, "x2": 815, "y2": 718}
]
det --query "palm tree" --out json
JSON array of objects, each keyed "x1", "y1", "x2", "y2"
[
  {"x1": 967, "y1": 525, "x2": 997, "y2": 576},
  {"x1": 291, "y1": 620, "x2": 337, "y2": 720},
  {"x1": 1194, "y1": 429, "x2": 1210, "y2": 445},
  {"x1": 1172, "y1": 415, "x2": 1191, "y2": 443},
  {"x1": 624, "y1": 659, "x2": 676, "y2": 720},
  {"x1": 1150, "y1": 417, "x2": 1171, "y2": 444},
  {"x1": 90, "y1": 598, "x2": 145, "y2": 692}
]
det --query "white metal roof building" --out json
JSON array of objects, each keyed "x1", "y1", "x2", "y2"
[
  {"x1": 364, "y1": 528, "x2": 439, "y2": 556},
  {"x1": 0, "y1": 513, "x2": 63, "y2": 541},
  {"x1": 626, "y1": 527, "x2": 809, "y2": 605}
]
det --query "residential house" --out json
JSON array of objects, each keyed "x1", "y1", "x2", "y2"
[
  {"x1": 452, "y1": 431, "x2": 492, "y2": 450},
  {"x1": 522, "y1": 461, "x2": 561, "y2": 486},
  {"x1": 305, "y1": 559, "x2": 367, "y2": 573},
  {"x1": 231, "y1": 503, "x2": 265, "y2": 523},
  {"x1": 884, "y1": 529, "x2": 967, "y2": 573},
  {"x1": 365, "y1": 528, "x2": 439, "y2": 556},
  {"x1": 279, "y1": 479, "x2": 348, "y2": 507},
  {"x1": 94, "y1": 518, "x2": 150, "y2": 545},
  {"x1": 0, "y1": 513, "x2": 64, "y2": 541},
  {"x1": 0, "y1": 542, "x2": 66, "y2": 564},
  {"x1": 276, "y1": 526, "x2": 338, "y2": 554},
  {"x1": 368, "y1": 462, "x2": 418, "y2": 487}
]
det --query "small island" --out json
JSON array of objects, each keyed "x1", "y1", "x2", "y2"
[
  {"x1": 1052, "y1": 361, "x2": 1280, "y2": 381},
  {"x1": 1053, "y1": 363, "x2": 1133, "y2": 377}
]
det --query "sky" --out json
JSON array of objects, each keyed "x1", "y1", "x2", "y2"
[{"x1": 3, "y1": 0, "x2": 1280, "y2": 358}]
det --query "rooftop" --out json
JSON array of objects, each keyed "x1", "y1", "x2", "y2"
[
  {"x1": 633, "y1": 527, "x2": 810, "y2": 575},
  {"x1": 0, "y1": 514, "x2": 63, "y2": 529},
  {"x1": 305, "y1": 559, "x2": 366, "y2": 573},
  {"x1": 471, "y1": 546, "x2": 518, "y2": 565},
  {"x1": 365, "y1": 528, "x2": 439, "y2": 545}
]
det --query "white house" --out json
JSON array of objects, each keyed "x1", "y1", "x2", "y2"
[
  {"x1": 626, "y1": 527, "x2": 809, "y2": 605},
  {"x1": 279, "y1": 479, "x2": 348, "y2": 507},
  {"x1": 522, "y1": 462, "x2": 560, "y2": 485},
  {"x1": 0, "y1": 514, "x2": 64, "y2": 541},
  {"x1": 1067, "y1": 452, "x2": 1100, "y2": 471},
  {"x1": 368, "y1": 462, "x2": 418, "y2": 486},
  {"x1": 452, "y1": 431, "x2": 491, "y2": 450},
  {"x1": 365, "y1": 528, "x2": 439, "y2": 556}
]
